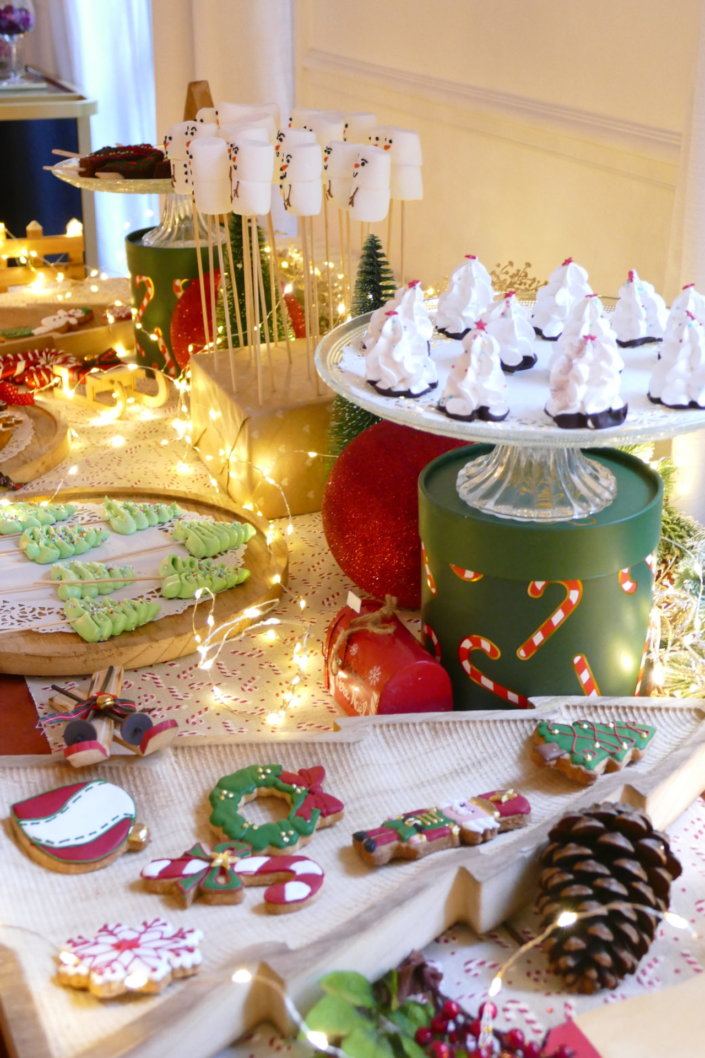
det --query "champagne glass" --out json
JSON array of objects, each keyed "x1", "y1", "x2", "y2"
[{"x1": 0, "y1": 1, "x2": 36, "y2": 86}]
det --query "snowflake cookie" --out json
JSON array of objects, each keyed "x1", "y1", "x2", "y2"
[{"x1": 58, "y1": 919, "x2": 202, "y2": 997}]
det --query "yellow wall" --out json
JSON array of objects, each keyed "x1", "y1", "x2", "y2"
[{"x1": 296, "y1": 0, "x2": 699, "y2": 298}]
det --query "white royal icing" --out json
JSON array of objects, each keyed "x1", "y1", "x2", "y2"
[{"x1": 17, "y1": 781, "x2": 135, "y2": 849}]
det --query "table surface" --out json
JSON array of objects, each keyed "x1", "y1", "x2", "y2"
[{"x1": 1, "y1": 353, "x2": 704, "y2": 1058}]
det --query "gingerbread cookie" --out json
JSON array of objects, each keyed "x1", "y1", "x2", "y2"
[
  {"x1": 209, "y1": 764, "x2": 344, "y2": 854},
  {"x1": 10, "y1": 778, "x2": 148, "y2": 873},
  {"x1": 532, "y1": 718, "x2": 656, "y2": 785},
  {"x1": 475, "y1": 788, "x2": 532, "y2": 831},
  {"x1": 352, "y1": 788, "x2": 530, "y2": 868},
  {"x1": 141, "y1": 840, "x2": 324, "y2": 913},
  {"x1": 58, "y1": 918, "x2": 202, "y2": 998}
]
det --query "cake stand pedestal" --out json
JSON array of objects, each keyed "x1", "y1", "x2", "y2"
[{"x1": 315, "y1": 314, "x2": 705, "y2": 707}]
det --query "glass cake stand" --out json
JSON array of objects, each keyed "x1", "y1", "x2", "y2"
[{"x1": 315, "y1": 313, "x2": 705, "y2": 523}]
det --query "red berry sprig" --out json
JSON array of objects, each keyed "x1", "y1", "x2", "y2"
[{"x1": 413, "y1": 996, "x2": 575, "y2": 1058}]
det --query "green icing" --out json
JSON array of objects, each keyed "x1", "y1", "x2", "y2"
[
  {"x1": 535, "y1": 719, "x2": 656, "y2": 771},
  {"x1": 209, "y1": 764, "x2": 320, "y2": 851},
  {"x1": 160, "y1": 553, "x2": 249, "y2": 598},
  {"x1": 20, "y1": 524, "x2": 109, "y2": 563},
  {"x1": 0, "y1": 501, "x2": 76, "y2": 534},
  {"x1": 64, "y1": 595, "x2": 160, "y2": 642},
  {"x1": 104, "y1": 497, "x2": 182, "y2": 534},
  {"x1": 172, "y1": 518, "x2": 256, "y2": 558},
  {"x1": 51, "y1": 560, "x2": 135, "y2": 599}
]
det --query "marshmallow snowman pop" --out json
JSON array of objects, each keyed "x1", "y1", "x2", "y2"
[
  {"x1": 163, "y1": 121, "x2": 215, "y2": 356},
  {"x1": 369, "y1": 125, "x2": 423, "y2": 283},
  {"x1": 189, "y1": 136, "x2": 235, "y2": 382}
]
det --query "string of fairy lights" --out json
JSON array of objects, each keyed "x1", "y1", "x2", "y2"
[
  {"x1": 0, "y1": 896, "x2": 700, "y2": 1054},
  {"x1": 4, "y1": 240, "x2": 705, "y2": 718}
]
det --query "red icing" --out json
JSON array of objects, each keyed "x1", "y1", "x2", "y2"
[
  {"x1": 464, "y1": 254, "x2": 477, "y2": 260},
  {"x1": 12, "y1": 782, "x2": 92, "y2": 821},
  {"x1": 562, "y1": 257, "x2": 574, "y2": 266},
  {"x1": 628, "y1": 270, "x2": 636, "y2": 282},
  {"x1": 39, "y1": 818, "x2": 133, "y2": 863},
  {"x1": 477, "y1": 789, "x2": 531, "y2": 818},
  {"x1": 474, "y1": 319, "x2": 487, "y2": 331}
]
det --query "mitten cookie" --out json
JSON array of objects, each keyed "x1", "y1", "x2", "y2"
[{"x1": 10, "y1": 778, "x2": 148, "y2": 872}]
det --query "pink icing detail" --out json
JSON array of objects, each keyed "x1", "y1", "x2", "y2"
[
  {"x1": 464, "y1": 254, "x2": 477, "y2": 260},
  {"x1": 628, "y1": 270, "x2": 636, "y2": 282},
  {"x1": 408, "y1": 279, "x2": 421, "y2": 287},
  {"x1": 61, "y1": 919, "x2": 202, "y2": 988},
  {"x1": 562, "y1": 257, "x2": 574, "y2": 266}
]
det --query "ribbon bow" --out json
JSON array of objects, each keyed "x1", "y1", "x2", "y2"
[
  {"x1": 42, "y1": 693, "x2": 137, "y2": 729},
  {"x1": 279, "y1": 766, "x2": 345, "y2": 822}
]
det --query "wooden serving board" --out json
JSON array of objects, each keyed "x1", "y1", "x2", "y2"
[
  {"x1": 0, "y1": 401, "x2": 70, "y2": 485},
  {"x1": 1, "y1": 700, "x2": 704, "y2": 1058},
  {"x1": 0, "y1": 486, "x2": 287, "y2": 675}
]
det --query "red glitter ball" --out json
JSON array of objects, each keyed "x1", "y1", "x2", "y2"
[{"x1": 322, "y1": 421, "x2": 468, "y2": 608}]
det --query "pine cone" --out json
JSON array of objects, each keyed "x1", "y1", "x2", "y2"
[{"x1": 536, "y1": 801, "x2": 682, "y2": 994}]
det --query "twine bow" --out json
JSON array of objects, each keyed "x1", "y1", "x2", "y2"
[{"x1": 329, "y1": 595, "x2": 398, "y2": 676}]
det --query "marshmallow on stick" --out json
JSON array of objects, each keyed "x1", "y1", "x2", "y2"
[
  {"x1": 279, "y1": 141, "x2": 323, "y2": 216},
  {"x1": 370, "y1": 125, "x2": 423, "y2": 202},
  {"x1": 349, "y1": 145, "x2": 391, "y2": 222},
  {"x1": 343, "y1": 112, "x2": 377, "y2": 141},
  {"x1": 324, "y1": 141, "x2": 362, "y2": 208},
  {"x1": 190, "y1": 137, "x2": 231, "y2": 215},
  {"x1": 229, "y1": 139, "x2": 274, "y2": 215}
]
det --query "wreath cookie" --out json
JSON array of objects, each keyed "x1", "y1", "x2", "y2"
[{"x1": 209, "y1": 764, "x2": 344, "y2": 854}]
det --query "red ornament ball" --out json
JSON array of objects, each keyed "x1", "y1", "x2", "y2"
[
  {"x1": 322, "y1": 421, "x2": 469, "y2": 609},
  {"x1": 169, "y1": 270, "x2": 220, "y2": 370}
]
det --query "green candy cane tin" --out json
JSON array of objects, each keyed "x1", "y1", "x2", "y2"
[{"x1": 419, "y1": 446, "x2": 663, "y2": 710}]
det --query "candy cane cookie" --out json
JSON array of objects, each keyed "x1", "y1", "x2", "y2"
[
  {"x1": 516, "y1": 580, "x2": 583, "y2": 660},
  {"x1": 458, "y1": 635, "x2": 530, "y2": 708},
  {"x1": 141, "y1": 840, "x2": 324, "y2": 913}
]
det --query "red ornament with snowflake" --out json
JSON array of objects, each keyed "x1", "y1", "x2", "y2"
[{"x1": 323, "y1": 597, "x2": 453, "y2": 716}]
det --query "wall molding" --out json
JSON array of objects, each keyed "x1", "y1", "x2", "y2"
[{"x1": 302, "y1": 49, "x2": 681, "y2": 163}]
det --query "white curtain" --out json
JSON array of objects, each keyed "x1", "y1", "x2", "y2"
[
  {"x1": 26, "y1": 0, "x2": 159, "y2": 274},
  {"x1": 150, "y1": 0, "x2": 295, "y2": 233}
]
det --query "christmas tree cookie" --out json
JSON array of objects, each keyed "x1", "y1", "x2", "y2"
[
  {"x1": 159, "y1": 554, "x2": 250, "y2": 598},
  {"x1": 104, "y1": 497, "x2": 182, "y2": 534},
  {"x1": 64, "y1": 596, "x2": 161, "y2": 642},
  {"x1": 0, "y1": 501, "x2": 76, "y2": 534},
  {"x1": 172, "y1": 517, "x2": 256, "y2": 558},
  {"x1": 532, "y1": 718, "x2": 656, "y2": 785},
  {"x1": 51, "y1": 559, "x2": 136, "y2": 600},
  {"x1": 20, "y1": 524, "x2": 109, "y2": 564}
]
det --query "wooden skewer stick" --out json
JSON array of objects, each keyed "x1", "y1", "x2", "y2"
[
  {"x1": 206, "y1": 215, "x2": 219, "y2": 367},
  {"x1": 323, "y1": 197, "x2": 334, "y2": 331},
  {"x1": 222, "y1": 214, "x2": 246, "y2": 350},
  {"x1": 266, "y1": 212, "x2": 292, "y2": 361},
  {"x1": 214, "y1": 216, "x2": 237, "y2": 390},
  {"x1": 252, "y1": 219, "x2": 274, "y2": 390},
  {"x1": 192, "y1": 200, "x2": 212, "y2": 352},
  {"x1": 51, "y1": 148, "x2": 81, "y2": 159},
  {"x1": 241, "y1": 213, "x2": 262, "y2": 403}
]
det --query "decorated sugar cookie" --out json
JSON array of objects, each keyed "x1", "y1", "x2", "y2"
[
  {"x1": 10, "y1": 778, "x2": 149, "y2": 872},
  {"x1": 209, "y1": 764, "x2": 344, "y2": 854},
  {"x1": 531, "y1": 718, "x2": 656, "y2": 785},
  {"x1": 141, "y1": 840, "x2": 324, "y2": 913},
  {"x1": 58, "y1": 919, "x2": 202, "y2": 998},
  {"x1": 352, "y1": 788, "x2": 530, "y2": 867}
]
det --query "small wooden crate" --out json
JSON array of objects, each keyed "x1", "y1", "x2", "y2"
[{"x1": 0, "y1": 221, "x2": 85, "y2": 293}]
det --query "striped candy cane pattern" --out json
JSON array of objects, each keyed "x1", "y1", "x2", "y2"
[
  {"x1": 516, "y1": 580, "x2": 583, "y2": 660},
  {"x1": 133, "y1": 274, "x2": 155, "y2": 327},
  {"x1": 458, "y1": 635, "x2": 531, "y2": 708},
  {"x1": 421, "y1": 543, "x2": 437, "y2": 595},
  {"x1": 422, "y1": 621, "x2": 442, "y2": 661},
  {"x1": 618, "y1": 567, "x2": 637, "y2": 593},
  {"x1": 450, "y1": 563, "x2": 484, "y2": 583},
  {"x1": 236, "y1": 854, "x2": 325, "y2": 912},
  {"x1": 572, "y1": 653, "x2": 601, "y2": 695}
]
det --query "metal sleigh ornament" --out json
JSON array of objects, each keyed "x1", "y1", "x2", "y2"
[{"x1": 42, "y1": 665, "x2": 179, "y2": 767}]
